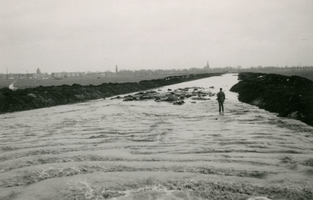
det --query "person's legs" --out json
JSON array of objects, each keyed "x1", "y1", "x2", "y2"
[
  {"x1": 221, "y1": 102, "x2": 224, "y2": 112},
  {"x1": 218, "y1": 101, "x2": 222, "y2": 112}
]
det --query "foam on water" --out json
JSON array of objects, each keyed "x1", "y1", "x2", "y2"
[{"x1": 110, "y1": 185, "x2": 204, "y2": 200}]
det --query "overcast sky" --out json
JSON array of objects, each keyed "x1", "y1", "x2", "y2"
[{"x1": 1, "y1": 0, "x2": 313, "y2": 73}]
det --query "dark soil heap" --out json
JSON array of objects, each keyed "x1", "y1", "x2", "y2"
[
  {"x1": 230, "y1": 72, "x2": 313, "y2": 126},
  {"x1": 0, "y1": 73, "x2": 223, "y2": 114}
]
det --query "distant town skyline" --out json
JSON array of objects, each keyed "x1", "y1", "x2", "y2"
[{"x1": 1, "y1": 0, "x2": 313, "y2": 74}]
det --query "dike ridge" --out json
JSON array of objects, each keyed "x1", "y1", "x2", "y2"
[
  {"x1": 0, "y1": 73, "x2": 223, "y2": 114},
  {"x1": 230, "y1": 72, "x2": 313, "y2": 126}
]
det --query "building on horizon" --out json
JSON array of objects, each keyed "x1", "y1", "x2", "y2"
[
  {"x1": 204, "y1": 61, "x2": 211, "y2": 71},
  {"x1": 51, "y1": 72, "x2": 86, "y2": 79}
]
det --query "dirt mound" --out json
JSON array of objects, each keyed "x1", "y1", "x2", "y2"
[
  {"x1": 230, "y1": 72, "x2": 313, "y2": 126},
  {"x1": 121, "y1": 86, "x2": 213, "y2": 105},
  {"x1": 0, "y1": 73, "x2": 223, "y2": 114}
]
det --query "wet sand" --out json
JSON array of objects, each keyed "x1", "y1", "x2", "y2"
[{"x1": 0, "y1": 74, "x2": 312, "y2": 200}]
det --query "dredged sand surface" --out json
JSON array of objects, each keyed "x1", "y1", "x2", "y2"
[{"x1": 0, "y1": 74, "x2": 312, "y2": 200}]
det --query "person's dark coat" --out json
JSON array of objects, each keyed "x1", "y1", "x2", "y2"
[{"x1": 217, "y1": 91, "x2": 225, "y2": 102}]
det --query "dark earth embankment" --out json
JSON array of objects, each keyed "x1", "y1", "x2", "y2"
[
  {"x1": 0, "y1": 73, "x2": 223, "y2": 114},
  {"x1": 230, "y1": 72, "x2": 313, "y2": 126}
]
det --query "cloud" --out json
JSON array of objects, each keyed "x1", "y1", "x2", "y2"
[{"x1": 1, "y1": 0, "x2": 313, "y2": 73}]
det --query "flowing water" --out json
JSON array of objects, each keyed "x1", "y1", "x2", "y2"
[{"x1": 0, "y1": 74, "x2": 313, "y2": 200}]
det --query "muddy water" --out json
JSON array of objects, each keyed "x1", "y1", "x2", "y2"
[{"x1": 0, "y1": 74, "x2": 313, "y2": 200}]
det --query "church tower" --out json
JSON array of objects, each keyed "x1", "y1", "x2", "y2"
[
  {"x1": 115, "y1": 65, "x2": 118, "y2": 73},
  {"x1": 205, "y1": 61, "x2": 210, "y2": 70}
]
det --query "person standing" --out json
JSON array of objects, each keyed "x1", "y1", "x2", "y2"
[{"x1": 217, "y1": 88, "x2": 225, "y2": 113}]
